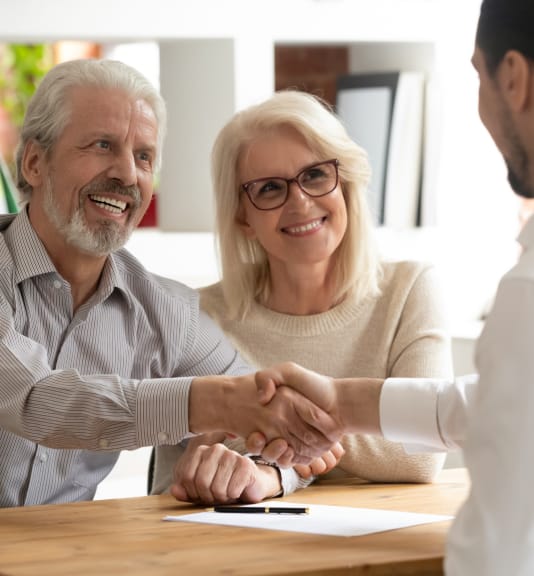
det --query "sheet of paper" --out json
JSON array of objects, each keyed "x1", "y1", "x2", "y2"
[{"x1": 163, "y1": 501, "x2": 453, "y2": 537}]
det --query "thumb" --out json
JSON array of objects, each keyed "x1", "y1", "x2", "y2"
[
  {"x1": 170, "y1": 482, "x2": 190, "y2": 502},
  {"x1": 245, "y1": 431, "x2": 267, "y2": 454},
  {"x1": 255, "y1": 373, "x2": 278, "y2": 405}
]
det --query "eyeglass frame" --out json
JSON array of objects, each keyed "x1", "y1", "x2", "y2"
[{"x1": 240, "y1": 158, "x2": 340, "y2": 211}]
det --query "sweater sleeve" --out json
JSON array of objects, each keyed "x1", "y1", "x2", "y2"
[{"x1": 328, "y1": 264, "x2": 452, "y2": 484}]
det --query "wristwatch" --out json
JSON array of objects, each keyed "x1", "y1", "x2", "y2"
[{"x1": 249, "y1": 455, "x2": 283, "y2": 498}]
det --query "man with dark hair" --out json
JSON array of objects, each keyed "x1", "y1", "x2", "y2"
[{"x1": 253, "y1": 0, "x2": 534, "y2": 572}]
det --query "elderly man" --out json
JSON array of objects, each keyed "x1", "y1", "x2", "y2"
[{"x1": 0, "y1": 58, "x2": 338, "y2": 508}]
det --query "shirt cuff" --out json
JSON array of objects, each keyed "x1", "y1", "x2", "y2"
[
  {"x1": 380, "y1": 378, "x2": 445, "y2": 452},
  {"x1": 136, "y1": 377, "x2": 193, "y2": 447}
]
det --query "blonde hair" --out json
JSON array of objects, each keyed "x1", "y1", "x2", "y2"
[{"x1": 211, "y1": 90, "x2": 382, "y2": 319}]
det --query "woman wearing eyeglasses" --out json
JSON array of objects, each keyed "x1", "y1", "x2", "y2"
[{"x1": 152, "y1": 90, "x2": 453, "y2": 504}]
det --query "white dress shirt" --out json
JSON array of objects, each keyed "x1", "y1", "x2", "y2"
[{"x1": 380, "y1": 214, "x2": 534, "y2": 575}]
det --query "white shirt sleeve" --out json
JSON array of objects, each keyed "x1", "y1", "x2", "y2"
[{"x1": 380, "y1": 375, "x2": 478, "y2": 452}]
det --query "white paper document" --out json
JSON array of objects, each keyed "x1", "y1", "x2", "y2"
[{"x1": 163, "y1": 501, "x2": 453, "y2": 537}]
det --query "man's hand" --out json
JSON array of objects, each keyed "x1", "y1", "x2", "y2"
[
  {"x1": 189, "y1": 370, "x2": 343, "y2": 466},
  {"x1": 243, "y1": 362, "x2": 342, "y2": 463},
  {"x1": 245, "y1": 362, "x2": 384, "y2": 462},
  {"x1": 170, "y1": 437, "x2": 281, "y2": 505},
  {"x1": 256, "y1": 362, "x2": 338, "y2": 411}
]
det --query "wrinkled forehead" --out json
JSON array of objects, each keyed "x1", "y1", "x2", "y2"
[{"x1": 63, "y1": 86, "x2": 158, "y2": 141}]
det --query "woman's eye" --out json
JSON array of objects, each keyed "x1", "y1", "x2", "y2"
[
  {"x1": 303, "y1": 168, "x2": 325, "y2": 182},
  {"x1": 257, "y1": 180, "x2": 283, "y2": 196}
]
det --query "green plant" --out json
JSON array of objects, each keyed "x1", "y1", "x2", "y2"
[{"x1": 0, "y1": 43, "x2": 53, "y2": 128}]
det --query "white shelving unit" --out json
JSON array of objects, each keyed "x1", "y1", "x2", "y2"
[{"x1": 3, "y1": 0, "x2": 508, "y2": 496}]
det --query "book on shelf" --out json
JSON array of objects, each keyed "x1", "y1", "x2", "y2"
[{"x1": 336, "y1": 70, "x2": 425, "y2": 228}]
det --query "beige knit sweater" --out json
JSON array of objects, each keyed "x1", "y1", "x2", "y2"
[
  {"x1": 151, "y1": 260, "x2": 453, "y2": 495},
  {"x1": 200, "y1": 260, "x2": 453, "y2": 484}
]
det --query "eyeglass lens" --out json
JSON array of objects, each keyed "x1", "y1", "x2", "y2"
[{"x1": 244, "y1": 160, "x2": 338, "y2": 210}]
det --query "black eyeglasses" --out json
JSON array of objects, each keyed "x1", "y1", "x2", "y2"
[{"x1": 240, "y1": 159, "x2": 339, "y2": 211}]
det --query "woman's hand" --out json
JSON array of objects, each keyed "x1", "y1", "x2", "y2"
[{"x1": 293, "y1": 441, "x2": 345, "y2": 479}]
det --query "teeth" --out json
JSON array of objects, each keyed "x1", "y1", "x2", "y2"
[
  {"x1": 285, "y1": 219, "x2": 323, "y2": 234},
  {"x1": 90, "y1": 195, "x2": 127, "y2": 214}
]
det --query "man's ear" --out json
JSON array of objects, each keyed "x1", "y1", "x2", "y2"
[
  {"x1": 21, "y1": 140, "x2": 46, "y2": 188},
  {"x1": 499, "y1": 50, "x2": 532, "y2": 112}
]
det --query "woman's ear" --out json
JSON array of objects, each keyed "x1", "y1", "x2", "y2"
[
  {"x1": 235, "y1": 202, "x2": 257, "y2": 239},
  {"x1": 21, "y1": 140, "x2": 46, "y2": 188},
  {"x1": 499, "y1": 50, "x2": 532, "y2": 112}
]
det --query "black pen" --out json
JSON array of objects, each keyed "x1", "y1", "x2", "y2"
[{"x1": 212, "y1": 506, "x2": 309, "y2": 515}]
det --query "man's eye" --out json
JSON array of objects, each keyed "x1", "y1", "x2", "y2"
[
  {"x1": 138, "y1": 151, "x2": 152, "y2": 163},
  {"x1": 95, "y1": 141, "x2": 110, "y2": 150}
]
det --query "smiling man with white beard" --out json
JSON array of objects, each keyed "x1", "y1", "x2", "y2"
[{"x1": 0, "y1": 58, "x2": 340, "y2": 508}]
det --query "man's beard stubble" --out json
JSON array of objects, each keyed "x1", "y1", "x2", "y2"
[
  {"x1": 499, "y1": 103, "x2": 533, "y2": 199},
  {"x1": 43, "y1": 177, "x2": 142, "y2": 257}
]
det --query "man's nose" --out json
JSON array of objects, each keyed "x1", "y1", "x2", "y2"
[{"x1": 108, "y1": 150, "x2": 137, "y2": 187}]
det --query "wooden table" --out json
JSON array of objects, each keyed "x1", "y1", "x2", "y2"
[{"x1": 0, "y1": 468, "x2": 469, "y2": 576}]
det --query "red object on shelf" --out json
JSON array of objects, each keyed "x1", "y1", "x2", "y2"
[{"x1": 139, "y1": 194, "x2": 157, "y2": 227}]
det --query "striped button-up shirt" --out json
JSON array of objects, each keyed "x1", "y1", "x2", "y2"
[{"x1": 0, "y1": 209, "x2": 249, "y2": 507}]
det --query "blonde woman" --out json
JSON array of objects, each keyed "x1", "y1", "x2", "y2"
[{"x1": 152, "y1": 90, "x2": 453, "y2": 504}]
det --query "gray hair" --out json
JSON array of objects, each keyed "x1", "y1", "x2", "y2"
[
  {"x1": 211, "y1": 89, "x2": 382, "y2": 319},
  {"x1": 15, "y1": 58, "x2": 167, "y2": 200}
]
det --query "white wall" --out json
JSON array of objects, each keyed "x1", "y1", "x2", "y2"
[
  {"x1": 2, "y1": 0, "x2": 514, "y2": 323},
  {"x1": 3, "y1": 0, "x2": 501, "y2": 496}
]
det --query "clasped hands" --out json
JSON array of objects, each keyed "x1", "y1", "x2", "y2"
[
  {"x1": 245, "y1": 362, "x2": 345, "y2": 466},
  {"x1": 179, "y1": 362, "x2": 349, "y2": 504}
]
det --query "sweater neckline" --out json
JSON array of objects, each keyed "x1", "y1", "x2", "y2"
[{"x1": 246, "y1": 292, "x2": 372, "y2": 337}]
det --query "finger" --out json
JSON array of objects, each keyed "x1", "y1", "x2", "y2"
[
  {"x1": 331, "y1": 441, "x2": 346, "y2": 460},
  {"x1": 293, "y1": 463, "x2": 313, "y2": 478},
  {"x1": 290, "y1": 452, "x2": 314, "y2": 466},
  {"x1": 255, "y1": 372, "x2": 279, "y2": 405},
  {"x1": 224, "y1": 457, "x2": 256, "y2": 501},
  {"x1": 169, "y1": 482, "x2": 191, "y2": 502},
  {"x1": 317, "y1": 452, "x2": 336, "y2": 474},
  {"x1": 206, "y1": 451, "x2": 246, "y2": 503},
  {"x1": 173, "y1": 448, "x2": 203, "y2": 502},
  {"x1": 194, "y1": 445, "x2": 232, "y2": 504},
  {"x1": 260, "y1": 438, "x2": 290, "y2": 463},
  {"x1": 273, "y1": 387, "x2": 339, "y2": 457},
  {"x1": 245, "y1": 431, "x2": 267, "y2": 455},
  {"x1": 308, "y1": 457, "x2": 327, "y2": 476},
  {"x1": 291, "y1": 390, "x2": 343, "y2": 446},
  {"x1": 309, "y1": 442, "x2": 345, "y2": 475}
]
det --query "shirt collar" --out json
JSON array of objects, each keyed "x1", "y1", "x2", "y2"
[
  {"x1": 5, "y1": 208, "x2": 57, "y2": 284},
  {"x1": 4, "y1": 207, "x2": 134, "y2": 309},
  {"x1": 518, "y1": 213, "x2": 534, "y2": 252}
]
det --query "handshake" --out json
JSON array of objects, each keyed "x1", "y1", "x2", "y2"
[{"x1": 189, "y1": 362, "x2": 384, "y2": 467}]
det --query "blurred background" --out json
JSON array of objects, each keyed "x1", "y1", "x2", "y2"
[{"x1": 1, "y1": 0, "x2": 518, "y2": 492}]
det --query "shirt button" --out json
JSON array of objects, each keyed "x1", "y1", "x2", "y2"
[
  {"x1": 98, "y1": 438, "x2": 109, "y2": 449},
  {"x1": 53, "y1": 280, "x2": 62, "y2": 289},
  {"x1": 39, "y1": 452, "x2": 48, "y2": 463},
  {"x1": 157, "y1": 432, "x2": 168, "y2": 443}
]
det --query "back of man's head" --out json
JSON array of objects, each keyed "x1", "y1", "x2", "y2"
[{"x1": 477, "y1": 0, "x2": 534, "y2": 75}]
